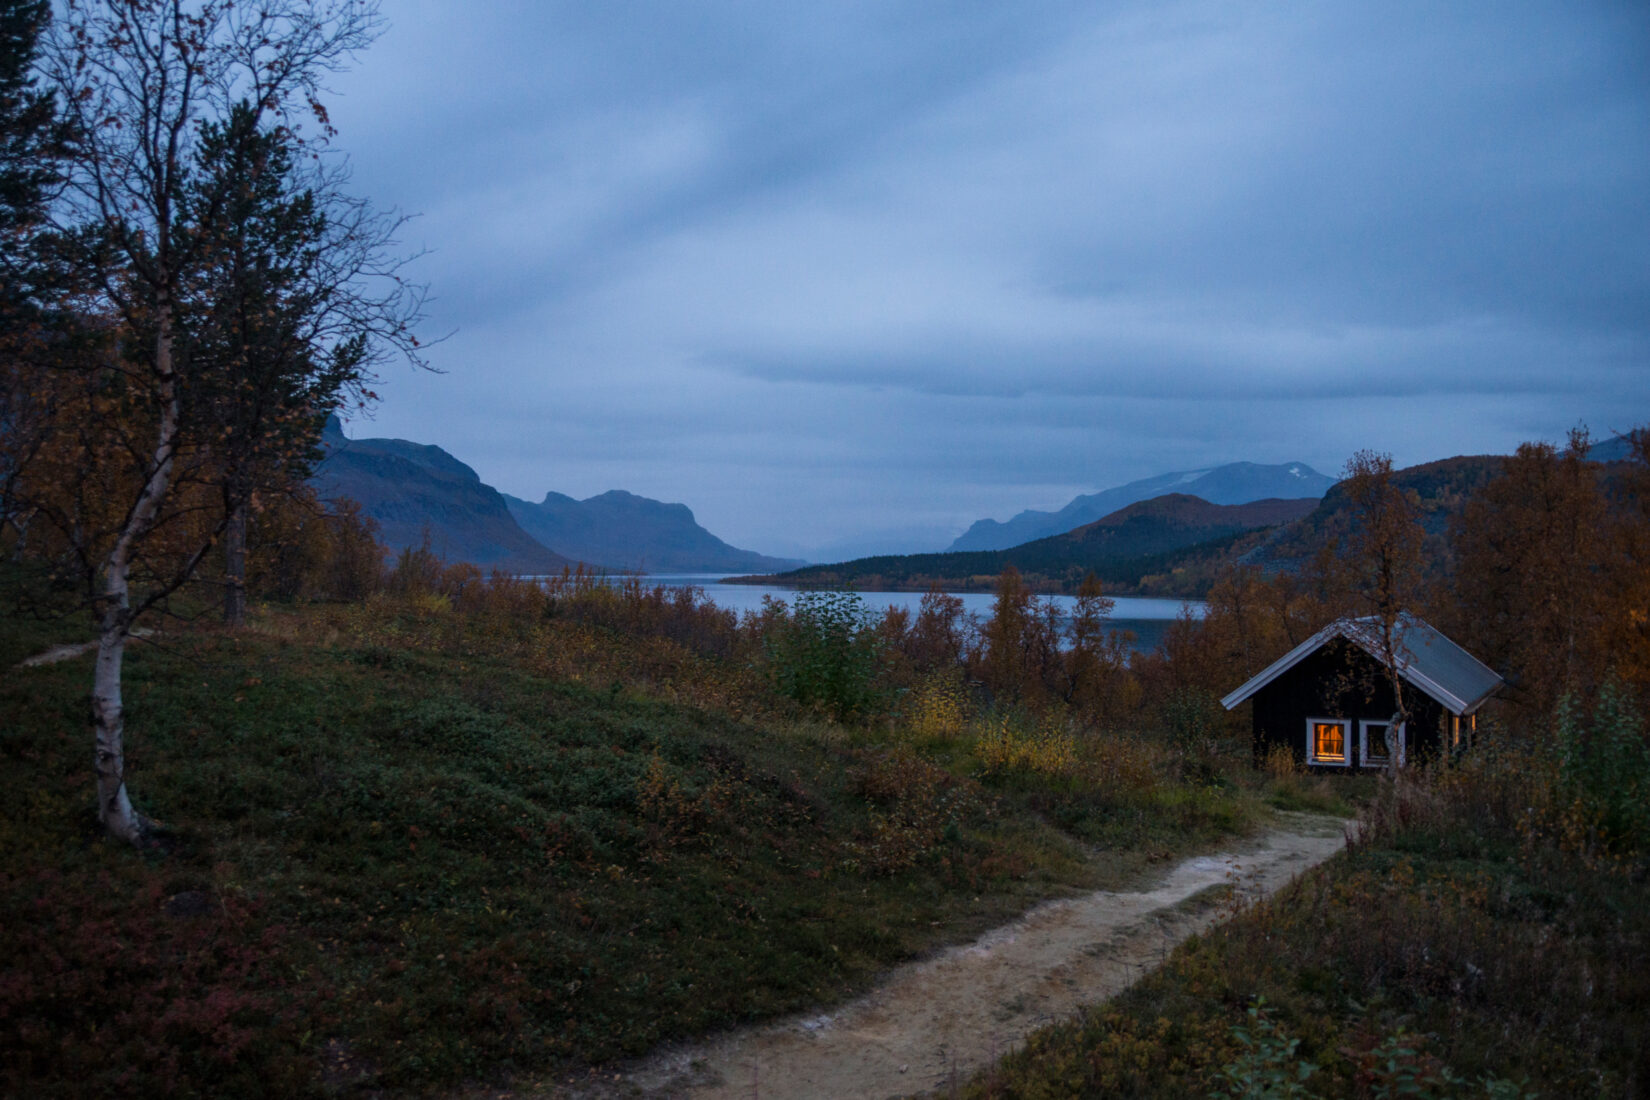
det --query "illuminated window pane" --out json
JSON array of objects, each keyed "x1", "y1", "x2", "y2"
[{"x1": 1314, "y1": 722, "x2": 1345, "y2": 761}]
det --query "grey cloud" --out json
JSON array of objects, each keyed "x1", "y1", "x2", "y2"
[{"x1": 325, "y1": 0, "x2": 1649, "y2": 558}]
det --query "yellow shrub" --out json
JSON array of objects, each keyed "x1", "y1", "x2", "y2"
[
  {"x1": 975, "y1": 713, "x2": 1080, "y2": 779},
  {"x1": 908, "y1": 674, "x2": 969, "y2": 741}
]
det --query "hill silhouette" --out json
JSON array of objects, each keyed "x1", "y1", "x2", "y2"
[
  {"x1": 313, "y1": 418, "x2": 573, "y2": 573},
  {"x1": 950, "y1": 461, "x2": 1335, "y2": 551},
  {"x1": 503, "y1": 489, "x2": 803, "y2": 574},
  {"x1": 746, "y1": 494, "x2": 1318, "y2": 593}
]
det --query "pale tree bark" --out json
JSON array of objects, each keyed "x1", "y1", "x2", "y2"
[
  {"x1": 92, "y1": 297, "x2": 182, "y2": 841},
  {"x1": 92, "y1": 598, "x2": 141, "y2": 841},
  {"x1": 1340, "y1": 450, "x2": 1424, "y2": 775},
  {"x1": 41, "y1": 0, "x2": 388, "y2": 843},
  {"x1": 223, "y1": 495, "x2": 248, "y2": 627}
]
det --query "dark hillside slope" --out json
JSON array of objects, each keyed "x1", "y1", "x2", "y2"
[
  {"x1": 950, "y1": 462, "x2": 1335, "y2": 551},
  {"x1": 1239, "y1": 455, "x2": 1506, "y2": 576},
  {"x1": 754, "y1": 495, "x2": 1317, "y2": 593},
  {"x1": 312, "y1": 418, "x2": 573, "y2": 572},
  {"x1": 1117, "y1": 450, "x2": 1630, "y2": 597},
  {"x1": 504, "y1": 489, "x2": 803, "y2": 573}
]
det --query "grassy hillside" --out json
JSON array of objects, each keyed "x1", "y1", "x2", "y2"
[
  {"x1": 742, "y1": 495, "x2": 1317, "y2": 595},
  {"x1": 1, "y1": 586, "x2": 1281, "y2": 1097}
]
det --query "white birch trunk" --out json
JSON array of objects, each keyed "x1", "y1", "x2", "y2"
[
  {"x1": 92, "y1": 296, "x2": 180, "y2": 843},
  {"x1": 92, "y1": 596, "x2": 142, "y2": 842},
  {"x1": 224, "y1": 496, "x2": 247, "y2": 627}
]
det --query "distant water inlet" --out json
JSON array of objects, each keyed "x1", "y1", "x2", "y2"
[{"x1": 641, "y1": 574, "x2": 1205, "y2": 655}]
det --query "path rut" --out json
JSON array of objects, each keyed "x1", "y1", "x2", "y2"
[{"x1": 557, "y1": 814, "x2": 1349, "y2": 1099}]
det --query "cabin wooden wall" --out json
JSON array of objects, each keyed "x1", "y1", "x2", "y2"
[{"x1": 1250, "y1": 638, "x2": 1446, "y2": 770}]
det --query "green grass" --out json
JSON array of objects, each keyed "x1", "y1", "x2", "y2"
[
  {"x1": 1262, "y1": 771, "x2": 1372, "y2": 816},
  {"x1": 0, "y1": 597, "x2": 1277, "y2": 1097},
  {"x1": 0, "y1": 565, "x2": 97, "y2": 668}
]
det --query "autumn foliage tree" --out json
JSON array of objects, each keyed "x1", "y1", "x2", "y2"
[
  {"x1": 1451, "y1": 431, "x2": 1609, "y2": 713},
  {"x1": 1603, "y1": 431, "x2": 1650, "y2": 694},
  {"x1": 1058, "y1": 573, "x2": 1136, "y2": 720},
  {"x1": 3, "y1": 0, "x2": 416, "y2": 843},
  {"x1": 976, "y1": 565, "x2": 1062, "y2": 706},
  {"x1": 1332, "y1": 450, "x2": 1427, "y2": 733},
  {"x1": 1452, "y1": 428, "x2": 1650, "y2": 717}
]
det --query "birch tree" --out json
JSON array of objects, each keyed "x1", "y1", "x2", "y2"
[
  {"x1": 1453, "y1": 429, "x2": 1619, "y2": 714},
  {"x1": 36, "y1": 0, "x2": 389, "y2": 842},
  {"x1": 1338, "y1": 449, "x2": 1426, "y2": 749}
]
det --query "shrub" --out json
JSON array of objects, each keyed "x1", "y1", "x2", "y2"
[
  {"x1": 907, "y1": 671, "x2": 971, "y2": 741},
  {"x1": 975, "y1": 712, "x2": 1080, "y2": 781},
  {"x1": 1213, "y1": 997, "x2": 1317, "y2": 1099},
  {"x1": 764, "y1": 589, "x2": 886, "y2": 721},
  {"x1": 1555, "y1": 677, "x2": 1650, "y2": 853},
  {"x1": 846, "y1": 747, "x2": 983, "y2": 874},
  {"x1": 1163, "y1": 686, "x2": 1225, "y2": 753}
]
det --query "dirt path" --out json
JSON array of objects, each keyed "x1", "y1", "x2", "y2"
[{"x1": 557, "y1": 814, "x2": 1349, "y2": 1100}]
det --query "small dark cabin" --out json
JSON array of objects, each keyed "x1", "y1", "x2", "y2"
[{"x1": 1221, "y1": 613, "x2": 1501, "y2": 771}]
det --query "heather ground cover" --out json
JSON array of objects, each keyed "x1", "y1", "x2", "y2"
[{"x1": 1, "y1": 585, "x2": 1280, "y2": 1098}]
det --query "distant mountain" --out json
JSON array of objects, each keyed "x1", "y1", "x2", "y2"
[
  {"x1": 312, "y1": 418, "x2": 572, "y2": 573},
  {"x1": 949, "y1": 462, "x2": 1337, "y2": 552},
  {"x1": 502, "y1": 490, "x2": 804, "y2": 574},
  {"x1": 748, "y1": 494, "x2": 1318, "y2": 593},
  {"x1": 1587, "y1": 432, "x2": 1641, "y2": 463}
]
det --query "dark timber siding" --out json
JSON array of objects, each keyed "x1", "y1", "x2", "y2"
[{"x1": 1250, "y1": 638, "x2": 1446, "y2": 771}]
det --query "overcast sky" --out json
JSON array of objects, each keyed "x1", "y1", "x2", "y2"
[{"x1": 324, "y1": 1, "x2": 1650, "y2": 561}]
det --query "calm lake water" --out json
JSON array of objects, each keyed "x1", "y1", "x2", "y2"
[{"x1": 640, "y1": 574, "x2": 1206, "y2": 655}]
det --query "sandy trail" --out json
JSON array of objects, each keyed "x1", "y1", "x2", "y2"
[{"x1": 558, "y1": 814, "x2": 1349, "y2": 1100}]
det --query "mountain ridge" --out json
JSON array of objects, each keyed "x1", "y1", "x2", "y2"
[
  {"x1": 503, "y1": 489, "x2": 804, "y2": 574},
  {"x1": 313, "y1": 417, "x2": 573, "y2": 573},
  {"x1": 950, "y1": 461, "x2": 1336, "y2": 552},
  {"x1": 311, "y1": 417, "x2": 801, "y2": 575}
]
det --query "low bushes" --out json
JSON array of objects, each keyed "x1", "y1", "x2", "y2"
[{"x1": 960, "y1": 696, "x2": 1650, "y2": 1098}]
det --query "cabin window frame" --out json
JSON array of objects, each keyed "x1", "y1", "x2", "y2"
[
  {"x1": 1305, "y1": 717, "x2": 1352, "y2": 767},
  {"x1": 1359, "y1": 719, "x2": 1406, "y2": 768}
]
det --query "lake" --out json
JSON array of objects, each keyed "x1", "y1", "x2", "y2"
[{"x1": 639, "y1": 574, "x2": 1205, "y2": 654}]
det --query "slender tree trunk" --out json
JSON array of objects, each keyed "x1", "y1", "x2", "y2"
[
  {"x1": 92, "y1": 588, "x2": 143, "y2": 842},
  {"x1": 6, "y1": 512, "x2": 28, "y2": 562},
  {"x1": 1380, "y1": 614, "x2": 1409, "y2": 775},
  {"x1": 224, "y1": 495, "x2": 247, "y2": 626},
  {"x1": 91, "y1": 295, "x2": 180, "y2": 843}
]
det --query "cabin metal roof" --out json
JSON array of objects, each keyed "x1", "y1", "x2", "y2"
[{"x1": 1220, "y1": 612, "x2": 1503, "y2": 716}]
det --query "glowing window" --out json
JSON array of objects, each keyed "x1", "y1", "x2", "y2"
[{"x1": 1306, "y1": 718, "x2": 1351, "y2": 766}]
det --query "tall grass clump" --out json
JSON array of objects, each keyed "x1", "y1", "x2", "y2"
[{"x1": 974, "y1": 711, "x2": 1083, "y2": 782}]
